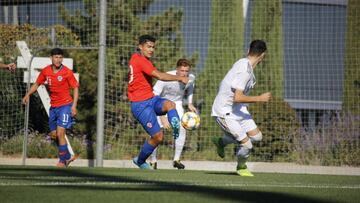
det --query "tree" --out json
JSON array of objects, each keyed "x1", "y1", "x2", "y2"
[
  {"x1": 60, "y1": 0, "x2": 193, "y2": 154},
  {"x1": 196, "y1": 0, "x2": 244, "y2": 154},
  {"x1": 251, "y1": 0, "x2": 283, "y2": 98},
  {"x1": 344, "y1": 0, "x2": 360, "y2": 115}
]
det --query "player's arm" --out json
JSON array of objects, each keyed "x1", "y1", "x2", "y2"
[
  {"x1": 0, "y1": 63, "x2": 16, "y2": 72},
  {"x1": 186, "y1": 77, "x2": 198, "y2": 113},
  {"x1": 71, "y1": 87, "x2": 79, "y2": 117},
  {"x1": 22, "y1": 83, "x2": 40, "y2": 104},
  {"x1": 233, "y1": 89, "x2": 272, "y2": 103},
  {"x1": 151, "y1": 69, "x2": 189, "y2": 84}
]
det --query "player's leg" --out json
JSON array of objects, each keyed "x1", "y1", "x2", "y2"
[
  {"x1": 154, "y1": 96, "x2": 180, "y2": 139},
  {"x1": 173, "y1": 104, "x2": 185, "y2": 169},
  {"x1": 212, "y1": 117, "x2": 238, "y2": 158},
  {"x1": 236, "y1": 137, "x2": 254, "y2": 177},
  {"x1": 235, "y1": 117, "x2": 259, "y2": 176},
  {"x1": 149, "y1": 115, "x2": 163, "y2": 169},
  {"x1": 131, "y1": 98, "x2": 163, "y2": 169},
  {"x1": 149, "y1": 146, "x2": 158, "y2": 169},
  {"x1": 56, "y1": 104, "x2": 77, "y2": 167}
]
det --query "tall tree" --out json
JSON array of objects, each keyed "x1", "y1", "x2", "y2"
[
  {"x1": 251, "y1": 0, "x2": 283, "y2": 98},
  {"x1": 344, "y1": 0, "x2": 360, "y2": 114},
  {"x1": 196, "y1": 0, "x2": 244, "y2": 153}
]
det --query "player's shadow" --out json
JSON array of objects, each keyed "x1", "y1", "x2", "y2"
[
  {"x1": 0, "y1": 167, "x2": 335, "y2": 203},
  {"x1": 205, "y1": 171, "x2": 238, "y2": 176}
]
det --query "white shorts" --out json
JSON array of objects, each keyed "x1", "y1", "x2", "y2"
[{"x1": 214, "y1": 107, "x2": 257, "y2": 141}]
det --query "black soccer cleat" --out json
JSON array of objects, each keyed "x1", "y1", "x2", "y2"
[
  {"x1": 150, "y1": 162, "x2": 158, "y2": 170},
  {"x1": 173, "y1": 160, "x2": 185, "y2": 169}
]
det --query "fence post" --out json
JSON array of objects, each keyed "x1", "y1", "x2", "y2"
[{"x1": 96, "y1": 0, "x2": 107, "y2": 167}]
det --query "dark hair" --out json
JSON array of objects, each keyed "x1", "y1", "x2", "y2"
[
  {"x1": 50, "y1": 48, "x2": 64, "y2": 56},
  {"x1": 138, "y1": 35, "x2": 156, "y2": 45},
  {"x1": 176, "y1": 58, "x2": 192, "y2": 68},
  {"x1": 248, "y1": 40, "x2": 267, "y2": 56}
]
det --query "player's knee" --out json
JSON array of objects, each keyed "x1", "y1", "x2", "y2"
[
  {"x1": 250, "y1": 131, "x2": 262, "y2": 142},
  {"x1": 236, "y1": 139, "x2": 253, "y2": 159},
  {"x1": 152, "y1": 133, "x2": 164, "y2": 144},
  {"x1": 163, "y1": 100, "x2": 176, "y2": 111}
]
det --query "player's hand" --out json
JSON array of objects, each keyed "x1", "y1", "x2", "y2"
[
  {"x1": 7, "y1": 63, "x2": 16, "y2": 72},
  {"x1": 160, "y1": 116, "x2": 171, "y2": 129},
  {"x1": 71, "y1": 106, "x2": 77, "y2": 117},
  {"x1": 22, "y1": 95, "x2": 29, "y2": 105},
  {"x1": 180, "y1": 76, "x2": 189, "y2": 84},
  {"x1": 259, "y1": 92, "x2": 272, "y2": 102},
  {"x1": 188, "y1": 103, "x2": 198, "y2": 113}
]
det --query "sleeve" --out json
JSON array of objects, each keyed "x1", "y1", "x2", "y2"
[
  {"x1": 231, "y1": 72, "x2": 250, "y2": 91},
  {"x1": 67, "y1": 70, "x2": 79, "y2": 88},
  {"x1": 153, "y1": 80, "x2": 164, "y2": 96},
  {"x1": 35, "y1": 69, "x2": 46, "y2": 85},
  {"x1": 141, "y1": 58, "x2": 157, "y2": 76}
]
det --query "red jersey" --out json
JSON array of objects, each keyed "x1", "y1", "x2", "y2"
[
  {"x1": 128, "y1": 53, "x2": 156, "y2": 102},
  {"x1": 36, "y1": 65, "x2": 79, "y2": 107}
]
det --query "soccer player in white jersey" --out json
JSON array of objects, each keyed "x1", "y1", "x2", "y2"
[
  {"x1": 211, "y1": 40, "x2": 271, "y2": 176},
  {"x1": 149, "y1": 59, "x2": 197, "y2": 169}
]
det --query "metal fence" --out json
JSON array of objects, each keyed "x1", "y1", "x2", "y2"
[{"x1": 0, "y1": 0, "x2": 359, "y2": 167}]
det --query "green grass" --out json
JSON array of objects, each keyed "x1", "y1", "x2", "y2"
[{"x1": 0, "y1": 165, "x2": 359, "y2": 203}]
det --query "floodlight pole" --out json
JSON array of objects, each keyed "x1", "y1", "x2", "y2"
[{"x1": 96, "y1": 0, "x2": 107, "y2": 167}]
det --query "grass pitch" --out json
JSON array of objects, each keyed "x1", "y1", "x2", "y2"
[{"x1": 0, "y1": 165, "x2": 359, "y2": 203}]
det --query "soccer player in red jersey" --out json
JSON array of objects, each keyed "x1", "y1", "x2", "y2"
[
  {"x1": 129, "y1": 35, "x2": 189, "y2": 169},
  {"x1": 22, "y1": 48, "x2": 79, "y2": 167}
]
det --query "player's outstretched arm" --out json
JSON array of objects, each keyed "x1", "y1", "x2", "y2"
[
  {"x1": 151, "y1": 69, "x2": 189, "y2": 84},
  {"x1": 22, "y1": 83, "x2": 40, "y2": 104},
  {"x1": 0, "y1": 63, "x2": 16, "y2": 72},
  {"x1": 233, "y1": 89, "x2": 272, "y2": 103}
]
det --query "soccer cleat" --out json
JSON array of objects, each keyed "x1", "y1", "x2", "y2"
[
  {"x1": 236, "y1": 164, "x2": 254, "y2": 177},
  {"x1": 56, "y1": 154, "x2": 79, "y2": 168},
  {"x1": 211, "y1": 137, "x2": 225, "y2": 158},
  {"x1": 132, "y1": 157, "x2": 152, "y2": 170},
  {"x1": 173, "y1": 160, "x2": 185, "y2": 169},
  {"x1": 171, "y1": 117, "x2": 180, "y2": 139},
  {"x1": 150, "y1": 162, "x2": 158, "y2": 170}
]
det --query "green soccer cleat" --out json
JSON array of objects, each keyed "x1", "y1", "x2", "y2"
[
  {"x1": 211, "y1": 137, "x2": 225, "y2": 158},
  {"x1": 236, "y1": 164, "x2": 254, "y2": 177}
]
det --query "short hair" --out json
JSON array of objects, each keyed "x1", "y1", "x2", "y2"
[
  {"x1": 138, "y1": 35, "x2": 156, "y2": 45},
  {"x1": 176, "y1": 58, "x2": 192, "y2": 68},
  {"x1": 248, "y1": 40, "x2": 267, "y2": 56},
  {"x1": 50, "y1": 48, "x2": 64, "y2": 56}
]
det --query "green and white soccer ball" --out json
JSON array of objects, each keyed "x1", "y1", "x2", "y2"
[{"x1": 181, "y1": 111, "x2": 200, "y2": 130}]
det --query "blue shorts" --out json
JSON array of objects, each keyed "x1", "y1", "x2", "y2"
[
  {"x1": 131, "y1": 96, "x2": 167, "y2": 136},
  {"x1": 49, "y1": 103, "x2": 74, "y2": 131}
]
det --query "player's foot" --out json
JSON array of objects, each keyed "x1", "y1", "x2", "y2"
[
  {"x1": 236, "y1": 164, "x2": 254, "y2": 177},
  {"x1": 133, "y1": 157, "x2": 152, "y2": 170},
  {"x1": 150, "y1": 162, "x2": 158, "y2": 170},
  {"x1": 56, "y1": 154, "x2": 79, "y2": 168},
  {"x1": 173, "y1": 160, "x2": 185, "y2": 169},
  {"x1": 171, "y1": 117, "x2": 180, "y2": 139},
  {"x1": 211, "y1": 137, "x2": 225, "y2": 158}
]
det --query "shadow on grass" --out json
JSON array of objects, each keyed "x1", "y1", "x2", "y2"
[{"x1": 0, "y1": 166, "x2": 333, "y2": 203}]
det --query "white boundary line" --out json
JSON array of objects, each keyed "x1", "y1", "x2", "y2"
[{"x1": 1, "y1": 158, "x2": 360, "y2": 176}]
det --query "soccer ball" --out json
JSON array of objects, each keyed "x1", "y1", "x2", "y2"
[{"x1": 181, "y1": 112, "x2": 200, "y2": 130}]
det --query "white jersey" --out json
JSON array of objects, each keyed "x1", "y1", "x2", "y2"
[
  {"x1": 153, "y1": 70, "x2": 195, "y2": 104},
  {"x1": 211, "y1": 58, "x2": 256, "y2": 119}
]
